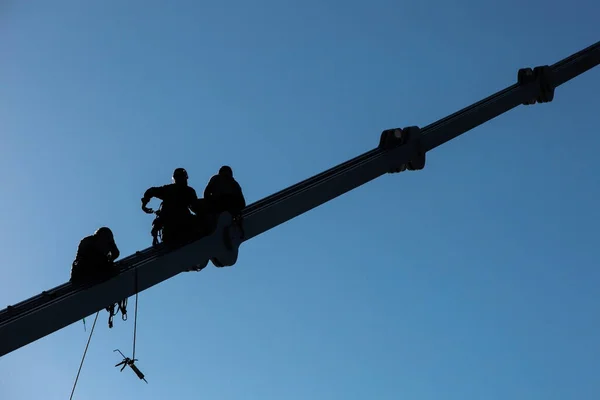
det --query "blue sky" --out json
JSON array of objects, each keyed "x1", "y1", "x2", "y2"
[{"x1": 1, "y1": 1, "x2": 599, "y2": 399}]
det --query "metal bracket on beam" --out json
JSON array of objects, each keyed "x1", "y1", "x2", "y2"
[
  {"x1": 517, "y1": 65, "x2": 556, "y2": 105},
  {"x1": 209, "y1": 213, "x2": 244, "y2": 268},
  {"x1": 379, "y1": 126, "x2": 425, "y2": 173}
]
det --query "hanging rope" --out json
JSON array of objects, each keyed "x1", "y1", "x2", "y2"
[
  {"x1": 132, "y1": 284, "x2": 138, "y2": 360},
  {"x1": 114, "y1": 268, "x2": 147, "y2": 383},
  {"x1": 69, "y1": 311, "x2": 99, "y2": 400}
]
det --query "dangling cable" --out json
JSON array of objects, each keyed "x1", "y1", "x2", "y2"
[
  {"x1": 69, "y1": 311, "x2": 99, "y2": 400},
  {"x1": 114, "y1": 267, "x2": 147, "y2": 383},
  {"x1": 132, "y1": 269, "x2": 139, "y2": 360}
]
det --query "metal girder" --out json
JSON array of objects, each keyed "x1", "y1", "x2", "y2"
[{"x1": 0, "y1": 40, "x2": 598, "y2": 358}]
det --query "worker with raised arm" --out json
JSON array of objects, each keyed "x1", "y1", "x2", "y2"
[
  {"x1": 141, "y1": 168, "x2": 199, "y2": 244},
  {"x1": 70, "y1": 227, "x2": 120, "y2": 283},
  {"x1": 204, "y1": 165, "x2": 246, "y2": 217}
]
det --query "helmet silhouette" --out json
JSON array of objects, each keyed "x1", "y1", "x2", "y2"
[
  {"x1": 172, "y1": 168, "x2": 188, "y2": 183},
  {"x1": 219, "y1": 165, "x2": 233, "y2": 177},
  {"x1": 94, "y1": 227, "x2": 114, "y2": 240}
]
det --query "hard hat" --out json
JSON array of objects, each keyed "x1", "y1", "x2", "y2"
[
  {"x1": 94, "y1": 227, "x2": 114, "y2": 240},
  {"x1": 173, "y1": 168, "x2": 188, "y2": 182},
  {"x1": 219, "y1": 165, "x2": 233, "y2": 177}
]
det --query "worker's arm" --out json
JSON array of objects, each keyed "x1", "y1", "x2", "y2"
[
  {"x1": 203, "y1": 176, "x2": 218, "y2": 198},
  {"x1": 234, "y1": 181, "x2": 246, "y2": 209},
  {"x1": 187, "y1": 187, "x2": 199, "y2": 209},
  {"x1": 108, "y1": 240, "x2": 120, "y2": 261},
  {"x1": 141, "y1": 186, "x2": 167, "y2": 212},
  {"x1": 142, "y1": 186, "x2": 167, "y2": 203},
  {"x1": 73, "y1": 237, "x2": 93, "y2": 263}
]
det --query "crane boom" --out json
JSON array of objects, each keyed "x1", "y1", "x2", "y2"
[{"x1": 1, "y1": 41, "x2": 598, "y2": 358}]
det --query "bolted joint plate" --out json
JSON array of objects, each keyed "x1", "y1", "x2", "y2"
[
  {"x1": 209, "y1": 212, "x2": 244, "y2": 268},
  {"x1": 181, "y1": 212, "x2": 243, "y2": 271},
  {"x1": 402, "y1": 126, "x2": 426, "y2": 171},
  {"x1": 379, "y1": 128, "x2": 405, "y2": 150},
  {"x1": 381, "y1": 126, "x2": 426, "y2": 173},
  {"x1": 517, "y1": 65, "x2": 556, "y2": 105}
]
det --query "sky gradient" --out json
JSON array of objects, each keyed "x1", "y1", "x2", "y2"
[{"x1": 1, "y1": 1, "x2": 599, "y2": 399}]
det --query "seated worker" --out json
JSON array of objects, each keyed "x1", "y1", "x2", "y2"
[
  {"x1": 70, "y1": 227, "x2": 120, "y2": 283},
  {"x1": 203, "y1": 165, "x2": 246, "y2": 217},
  {"x1": 141, "y1": 167, "x2": 199, "y2": 245}
]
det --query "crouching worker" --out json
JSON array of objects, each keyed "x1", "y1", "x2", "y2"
[
  {"x1": 70, "y1": 227, "x2": 120, "y2": 283},
  {"x1": 204, "y1": 165, "x2": 246, "y2": 217}
]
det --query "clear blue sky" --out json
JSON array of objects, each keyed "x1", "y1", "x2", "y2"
[{"x1": 1, "y1": 1, "x2": 599, "y2": 399}]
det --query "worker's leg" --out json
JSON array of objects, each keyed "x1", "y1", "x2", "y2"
[
  {"x1": 70, "y1": 261, "x2": 86, "y2": 283},
  {"x1": 191, "y1": 200, "x2": 218, "y2": 237},
  {"x1": 191, "y1": 198, "x2": 209, "y2": 216},
  {"x1": 220, "y1": 195, "x2": 244, "y2": 217},
  {"x1": 70, "y1": 260, "x2": 117, "y2": 283},
  {"x1": 161, "y1": 215, "x2": 193, "y2": 246},
  {"x1": 151, "y1": 215, "x2": 163, "y2": 246}
]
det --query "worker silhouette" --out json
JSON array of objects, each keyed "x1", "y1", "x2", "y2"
[
  {"x1": 141, "y1": 168, "x2": 199, "y2": 245},
  {"x1": 203, "y1": 165, "x2": 246, "y2": 217},
  {"x1": 70, "y1": 227, "x2": 120, "y2": 283}
]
